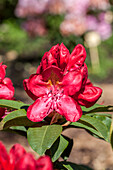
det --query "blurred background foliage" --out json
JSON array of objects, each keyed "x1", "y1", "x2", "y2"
[{"x1": 0, "y1": 0, "x2": 113, "y2": 88}]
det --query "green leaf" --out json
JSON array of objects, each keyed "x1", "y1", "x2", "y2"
[
  {"x1": 0, "y1": 99, "x2": 28, "y2": 109},
  {"x1": 71, "y1": 121, "x2": 102, "y2": 139},
  {"x1": 63, "y1": 162, "x2": 92, "y2": 170},
  {"x1": 2, "y1": 126, "x2": 27, "y2": 137},
  {"x1": 71, "y1": 115, "x2": 109, "y2": 141},
  {"x1": 27, "y1": 125, "x2": 62, "y2": 155},
  {"x1": 3, "y1": 109, "x2": 26, "y2": 122},
  {"x1": 0, "y1": 109, "x2": 26, "y2": 130},
  {"x1": 85, "y1": 113, "x2": 112, "y2": 117},
  {"x1": 56, "y1": 161, "x2": 93, "y2": 170},
  {"x1": 80, "y1": 115, "x2": 108, "y2": 141},
  {"x1": 3, "y1": 117, "x2": 36, "y2": 129},
  {"x1": 93, "y1": 115, "x2": 111, "y2": 130},
  {"x1": 81, "y1": 104, "x2": 113, "y2": 113},
  {"x1": 61, "y1": 136, "x2": 73, "y2": 161},
  {"x1": 51, "y1": 135, "x2": 69, "y2": 162},
  {"x1": 2, "y1": 109, "x2": 36, "y2": 129},
  {"x1": 10, "y1": 126, "x2": 27, "y2": 137},
  {"x1": 93, "y1": 115, "x2": 112, "y2": 142},
  {"x1": 110, "y1": 116, "x2": 113, "y2": 149},
  {"x1": 10, "y1": 126, "x2": 26, "y2": 132},
  {"x1": 111, "y1": 129, "x2": 113, "y2": 149}
]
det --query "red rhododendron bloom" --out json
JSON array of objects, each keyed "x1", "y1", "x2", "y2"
[
  {"x1": 0, "y1": 141, "x2": 53, "y2": 170},
  {"x1": 23, "y1": 43, "x2": 102, "y2": 122},
  {"x1": 0, "y1": 63, "x2": 15, "y2": 119}
]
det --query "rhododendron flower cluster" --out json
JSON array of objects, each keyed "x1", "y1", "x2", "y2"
[
  {"x1": 0, "y1": 141, "x2": 53, "y2": 170},
  {"x1": 0, "y1": 63, "x2": 14, "y2": 119},
  {"x1": 24, "y1": 43, "x2": 102, "y2": 123}
]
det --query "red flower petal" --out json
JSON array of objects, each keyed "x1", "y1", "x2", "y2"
[
  {"x1": 50, "y1": 44, "x2": 59, "y2": 60},
  {"x1": 23, "y1": 79, "x2": 38, "y2": 100},
  {"x1": 0, "y1": 83, "x2": 14, "y2": 100},
  {"x1": 59, "y1": 43, "x2": 70, "y2": 70},
  {"x1": 27, "y1": 96, "x2": 53, "y2": 122},
  {"x1": 9, "y1": 144, "x2": 26, "y2": 166},
  {"x1": 67, "y1": 44, "x2": 86, "y2": 71},
  {"x1": 0, "y1": 142, "x2": 9, "y2": 162},
  {"x1": 60, "y1": 70, "x2": 83, "y2": 96},
  {"x1": 42, "y1": 65, "x2": 63, "y2": 82},
  {"x1": 0, "y1": 142, "x2": 53, "y2": 170},
  {"x1": 3, "y1": 78, "x2": 15, "y2": 93},
  {"x1": 60, "y1": 64, "x2": 88, "y2": 96},
  {"x1": 0, "y1": 142, "x2": 9, "y2": 170},
  {"x1": 80, "y1": 63, "x2": 88, "y2": 88},
  {"x1": 15, "y1": 153, "x2": 36, "y2": 170},
  {"x1": 78, "y1": 80, "x2": 102, "y2": 108},
  {"x1": 23, "y1": 74, "x2": 48, "y2": 100},
  {"x1": 41, "y1": 44, "x2": 59, "y2": 71},
  {"x1": 36, "y1": 64, "x2": 42, "y2": 74},
  {"x1": 56, "y1": 95, "x2": 82, "y2": 122},
  {"x1": 36, "y1": 156, "x2": 53, "y2": 170},
  {"x1": 0, "y1": 63, "x2": 7, "y2": 81}
]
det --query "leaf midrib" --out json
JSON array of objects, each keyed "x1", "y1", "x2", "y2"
[
  {"x1": 40, "y1": 126, "x2": 48, "y2": 153},
  {"x1": 81, "y1": 116, "x2": 108, "y2": 140}
]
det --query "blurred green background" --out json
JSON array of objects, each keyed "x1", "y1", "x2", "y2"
[{"x1": 0, "y1": 0, "x2": 113, "y2": 89}]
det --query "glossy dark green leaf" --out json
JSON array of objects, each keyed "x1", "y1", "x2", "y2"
[
  {"x1": 80, "y1": 115, "x2": 108, "y2": 141},
  {"x1": 50, "y1": 135, "x2": 69, "y2": 162},
  {"x1": 27, "y1": 125, "x2": 62, "y2": 155},
  {"x1": 0, "y1": 99, "x2": 27, "y2": 109},
  {"x1": 56, "y1": 161, "x2": 93, "y2": 170},
  {"x1": 110, "y1": 116, "x2": 113, "y2": 148},
  {"x1": 9, "y1": 126, "x2": 27, "y2": 137},
  {"x1": 0, "y1": 109, "x2": 26, "y2": 130},
  {"x1": 71, "y1": 115, "x2": 109, "y2": 141},
  {"x1": 63, "y1": 163, "x2": 92, "y2": 170},
  {"x1": 93, "y1": 115, "x2": 111, "y2": 130},
  {"x1": 71, "y1": 121, "x2": 102, "y2": 138},
  {"x1": 85, "y1": 113, "x2": 112, "y2": 117},
  {"x1": 10, "y1": 126, "x2": 26, "y2": 132},
  {"x1": 93, "y1": 115, "x2": 112, "y2": 142},
  {"x1": 111, "y1": 130, "x2": 113, "y2": 149},
  {"x1": 81, "y1": 104, "x2": 113, "y2": 113},
  {"x1": 3, "y1": 109, "x2": 26, "y2": 122},
  {"x1": 61, "y1": 135, "x2": 73, "y2": 161},
  {"x1": 2, "y1": 109, "x2": 36, "y2": 129},
  {"x1": 3, "y1": 117, "x2": 37, "y2": 129}
]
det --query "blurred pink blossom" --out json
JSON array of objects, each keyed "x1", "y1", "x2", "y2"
[
  {"x1": 90, "y1": 0, "x2": 110, "y2": 10},
  {"x1": 64, "y1": 0, "x2": 90, "y2": 16},
  {"x1": 97, "y1": 21, "x2": 112, "y2": 40},
  {"x1": 86, "y1": 13, "x2": 112, "y2": 40},
  {"x1": 15, "y1": 0, "x2": 112, "y2": 40},
  {"x1": 22, "y1": 18, "x2": 47, "y2": 37},
  {"x1": 15, "y1": 0, "x2": 50, "y2": 17},
  {"x1": 86, "y1": 15, "x2": 98, "y2": 30},
  {"x1": 48, "y1": 0, "x2": 66, "y2": 14},
  {"x1": 60, "y1": 16, "x2": 86, "y2": 36}
]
